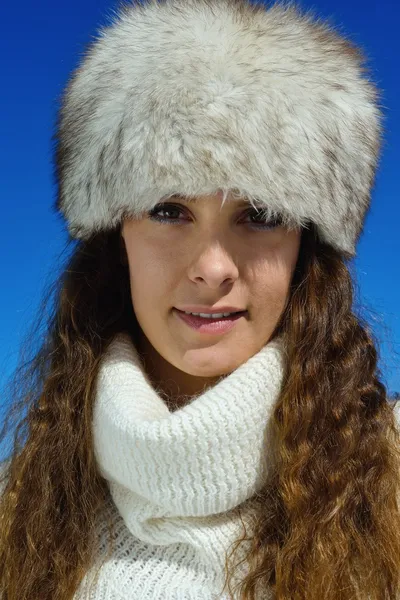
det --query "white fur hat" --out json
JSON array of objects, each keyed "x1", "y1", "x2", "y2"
[{"x1": 53, "y1": 0, "x2": 383, "y2": 257}]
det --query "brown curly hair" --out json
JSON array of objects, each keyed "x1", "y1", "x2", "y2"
[{"x1": 1, "y1": 223, "x2": 399, "y2": 600}]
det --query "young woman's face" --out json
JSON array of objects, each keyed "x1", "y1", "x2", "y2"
[{"x1": 121, "y1": 191, "x2": 301, "y2": 397}]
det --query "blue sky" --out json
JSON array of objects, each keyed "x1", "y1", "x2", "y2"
[{"x1": 1, "y1": 0, "x2": 399, "y2": 406}]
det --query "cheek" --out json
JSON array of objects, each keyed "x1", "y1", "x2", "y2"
[
  {"x1": 251, "y1": 271, "x2": 290, "y2": 312},
  {"x1": 249, "y1": 245, "x2": 299, "y2": 312},
  {"x1": 126, "y1": 241, "x2": 175, "y2": 308}
]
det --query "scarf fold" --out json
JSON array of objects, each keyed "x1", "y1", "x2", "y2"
[{"x1": 92, "y1": 331, "x2": 286, "y2": 588}]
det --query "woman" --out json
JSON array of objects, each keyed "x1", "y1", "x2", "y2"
[{"x1": 1, "y1": 0, "x2": 399, "y2": 598}]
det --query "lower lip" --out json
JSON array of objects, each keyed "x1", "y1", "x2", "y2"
[{"x1": 174, "y1": 309, "x2": 247, "y2": 334}]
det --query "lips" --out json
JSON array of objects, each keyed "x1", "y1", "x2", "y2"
[
  {"x1": 175, "y1": 305, "x2": 247, "y2": 315},
  {"x1": 174, "y1": 308, "x2": 247, "y2": 334},
  {"x1": 177, "y1": 310, "x2": 244, "y2": 318}
]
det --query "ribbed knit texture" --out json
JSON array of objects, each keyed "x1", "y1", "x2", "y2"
[{"x1": 74, "y1": 331, "x2": 286, "y2": 599}]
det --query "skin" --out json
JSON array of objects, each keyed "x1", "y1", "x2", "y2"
[{"x1": 121, "y1": 190, "x2": 301, "y2": 409}]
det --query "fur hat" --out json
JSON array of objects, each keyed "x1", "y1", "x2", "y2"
[{"x1": 53, "y1": 0, "x2": 383, "y2": 257}]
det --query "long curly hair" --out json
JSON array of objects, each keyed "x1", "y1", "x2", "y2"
[{"x1": 0, "y1": 222, "x2": 399, "y2": 600}]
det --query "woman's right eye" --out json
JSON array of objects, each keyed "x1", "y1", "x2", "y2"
[{"x1": 147, "y1": 203, "x2": 186, "y2": 224}]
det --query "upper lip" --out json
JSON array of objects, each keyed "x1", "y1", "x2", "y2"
[{"x1": 175, "y1": 305, "x2": 247, "y2": 314}]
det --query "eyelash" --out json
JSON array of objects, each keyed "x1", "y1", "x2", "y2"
[{"x1": 147, "y1": 203, "x2": 283, "y2": 231}]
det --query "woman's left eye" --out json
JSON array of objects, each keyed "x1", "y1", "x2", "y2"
[
  {"x1": 242, "y1": 208, "x2": 283, "y2": 230},
  {"x1": 147, "y1": 203, "x2": 282, "y2": 230}
]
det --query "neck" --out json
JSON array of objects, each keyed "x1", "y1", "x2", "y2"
[{"x1": 136, "y1": 332, "x2": 224, "y2": 411}]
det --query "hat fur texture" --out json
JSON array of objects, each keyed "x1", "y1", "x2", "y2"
[{"x1": 53, "y1": 0, "x2": 384, "y2": 256}]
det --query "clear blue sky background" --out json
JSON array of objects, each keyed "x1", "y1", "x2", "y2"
[{"x1": 1, "y1": 0, "x2": 399, "y2": 432}]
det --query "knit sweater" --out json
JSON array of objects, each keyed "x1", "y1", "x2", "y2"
[{"x1": 1, "y1": 334, "x2": 399, "y2": 599}]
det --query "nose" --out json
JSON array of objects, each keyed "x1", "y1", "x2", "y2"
[{"x1": 187, "y1": 241, "x2": 240, "y2": 289}]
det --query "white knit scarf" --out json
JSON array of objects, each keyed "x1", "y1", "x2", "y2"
[{"x1": 92, "y1": 331, "x2": 286, "y2": 590}]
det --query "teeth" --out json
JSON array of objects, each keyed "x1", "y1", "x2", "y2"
[{"x1": 184, "y1": 311, "x2": 237, "y2": 318}]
